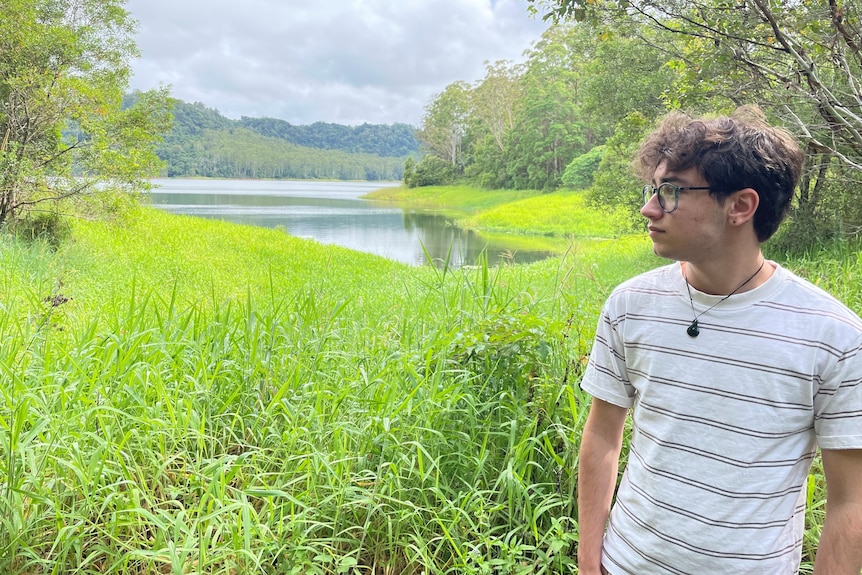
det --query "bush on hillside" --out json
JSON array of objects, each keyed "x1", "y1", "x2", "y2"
[
  {"x1": 405, "y1": 156, "x2": 459, "y2": 187},
  {"x1": 562, "y1": 145, "x2": 606, "y2": 190}
]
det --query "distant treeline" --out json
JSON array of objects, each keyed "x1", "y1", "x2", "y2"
[
  {"x1": 155, "y1": 99, "x2": 419, "y2": 181},
  {"x1": 238, "y1": 116, "x2": 417, "y2": 157}
]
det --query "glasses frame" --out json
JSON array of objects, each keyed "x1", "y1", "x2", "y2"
[{"x1": 642, "y1": 183, "x2": 712, "y2": 214}]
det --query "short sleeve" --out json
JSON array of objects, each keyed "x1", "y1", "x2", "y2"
[
  {"x1": 580, "y1": 298, "x2": 636, "y2": 409},
  {"x1": 815, "y1": 334, "x2": 862, "y2": 450}
]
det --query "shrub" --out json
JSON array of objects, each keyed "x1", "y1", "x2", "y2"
[
  {"x1": 4, "y1": 211, "x2": 72, "y2": 248},
  {"x1": 407, "y1": 156, "x2": 458, "y2": 187},
  {"x1": 561, "y1": 145, "x2": 606, "y2": 190}
]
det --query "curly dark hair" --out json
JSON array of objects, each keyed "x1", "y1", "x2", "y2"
[{"x1": 634, "y1": 106, "x2": 804, "y2": 241}]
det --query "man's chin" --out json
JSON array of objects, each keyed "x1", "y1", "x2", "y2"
[{"x1": 651, "y1": 243, "x2": 677, "y2": 261}]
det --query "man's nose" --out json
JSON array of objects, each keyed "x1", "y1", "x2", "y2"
[{"x1": 641, "y1": 191, "x2": 663, "y2": 219}]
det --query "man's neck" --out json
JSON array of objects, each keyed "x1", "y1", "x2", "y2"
[{"x1": 682, "y1": 251, "x2": 771, "y2": 295}]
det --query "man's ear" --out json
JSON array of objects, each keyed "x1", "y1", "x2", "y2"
[{"x1": 728, "y1": 188, "x2": 759, "y2": 225}]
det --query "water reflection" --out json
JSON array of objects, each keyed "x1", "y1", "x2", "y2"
[
  {"x1": 401, "y1": 211, "x2": 540, "y2": 267},
  {"x1": 147, "y1": 178, "x2": 558, "y2": 267}
]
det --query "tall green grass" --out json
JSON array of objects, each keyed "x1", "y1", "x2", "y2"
[
  {"x1": 0, "y1": 206, "x2": 858, "y2": 574},
  {"x1": 0, "y1": 208, "x2": 640, "y2": 574}
]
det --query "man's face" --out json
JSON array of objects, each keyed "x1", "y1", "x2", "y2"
[{"x1": 641, "y1": 161, "x2": 730, "y2": 263}]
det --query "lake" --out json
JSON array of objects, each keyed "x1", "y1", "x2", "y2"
[{"x1": 146, "y1": 178, "x2": 558, "y2": 267}]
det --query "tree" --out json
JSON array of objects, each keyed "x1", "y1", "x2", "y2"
[
  {"x1": 0, "y1": 0, "x2": 171, "y2": 229},
  {"x1": 403, "y1": 156, "x2": 417, "y2": 187},
  {"x1": 526, "y1": 0, "x2": 862, "y2": 237},
  {"x1": 505, "y1": 25, "x2": 590, "y2": 190},
  {"x1": 410, "y1": 156, "x2": 458, "y2": 187},
  {"x1": 577, "y1": 26, "x2": 676, "y2": 138},
  {"x1": 470, "y1": 61, "x2": 524, "y2": 154},
  {"x1": 465, "y1": 60, "x2": 525, "y2": 188},
  {"x1": 417, "y1": 81, "x2": 472, "y2": 171}
]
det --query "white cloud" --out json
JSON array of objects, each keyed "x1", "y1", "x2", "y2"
[{"x1": 126, "y1": 0, "x2": 549, "y2": 126}]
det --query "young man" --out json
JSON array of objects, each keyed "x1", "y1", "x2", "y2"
[{"x1": 577, "y1": 107, "x2": 862, "y2": 575}]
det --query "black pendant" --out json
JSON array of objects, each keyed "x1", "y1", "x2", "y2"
[{"x1": 687, "y1": 319, "x2": 700, "y2": 337}]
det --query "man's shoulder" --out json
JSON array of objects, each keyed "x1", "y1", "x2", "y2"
[
  {"x1": 775, "y1": 264, "x2": 858, "y2": 310},
  {"x1": 772, "y1": 263, "x2": 862, "y2": 332},
  {"x1": 599, "y1": 263, "x2": 681, "y2": 319},
  {"x1": 610, "y1": 263, "x2": 678, "y2": 295}
]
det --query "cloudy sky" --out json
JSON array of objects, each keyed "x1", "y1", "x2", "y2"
[{"x1": 126, "y1": 0, "x2": 551, "y2": 127}]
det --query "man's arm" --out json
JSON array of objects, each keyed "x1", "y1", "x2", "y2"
[
  {"x1": 577, "y1": 397, "x2": 628, "y2": 575},
  {"x1": 813, "y1": 448, "x2": 862, "y2": 575}
]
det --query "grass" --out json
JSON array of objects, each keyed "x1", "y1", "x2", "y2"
[
  {"x1": 0, "y1": 205, "x2": 639, "y2": 574},
  {"x1": 461, "y1": 191, "x2": 618, "y2": 239},
  {"x1": 364, "y1": 185, "x2": 544, "y2": 217},
  {"x1": 0, "y1": 195, "x2": 859, "y2": 574}
]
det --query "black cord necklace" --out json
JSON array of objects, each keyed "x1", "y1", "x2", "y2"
[{"x1": 683, "y1": 259, "x2": 765, "y2": 337}]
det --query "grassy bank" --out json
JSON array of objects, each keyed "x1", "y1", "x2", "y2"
[
  {"x1": 364, "y1": 185, "x2": 544, "y2": 216},
  {"x1": 365, "y1": 185, "x2": 621, "y2": 259},
  {"x1": 1, "y1": 199, "x2": 859, "y2": 573},
  {"x1": 365, "y1": 186, "x2": 619, "y2": 240}
]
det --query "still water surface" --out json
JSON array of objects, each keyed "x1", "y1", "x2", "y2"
[{"x1": 147, "y1": 178, "x2": 557, "y2": 267}]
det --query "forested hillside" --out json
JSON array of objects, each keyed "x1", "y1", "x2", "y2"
[
  {"x1": 239, "y1": 117, "x2": 417, "y2": 157},
  {"x1": 155, "y1": 99, "x2": 418, "y2": 180}
]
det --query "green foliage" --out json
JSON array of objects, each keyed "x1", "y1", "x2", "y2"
[
  {"x1": 578, "y1": 27, "x2": 676, "y2": 133},
  {"x1": 3, "y1": 209, "x2": 71, "y2": 248},
  {"x1": 464, "y1": 61, "x2": 525, "y2": 190},
  {"x1": 524, "y1": 0, "x2": 862, "y2": 247},
  {"x1": 417, "y1": 81, "x2": 472, "y2": 171},
  {"x1": 408, "y1": 155, "x2": 459, "y2": 187},
  {"x1": 412, "y1": 3, "x2": 862, "y2": 248},
  {"x1": 164, "y1": 99, "x2": 234, "y2": 135},
  {"x1": 403, "y1": 156, "x2": 417, "y2": 187},
  {"x1": 466, "y1": 135, "x2": 514, "y2": 189},
  {"x1": 588, "y1": 112, "x2": 652, "y2": 233},
  {"x1": 526, "y1": 0, "x2": 593, "y2": 23},
  {"x1": 364, "y1": 185, "x2": 543, "y2": 214},
  {"x1": 0, "y1": 206, "x2": 645, "y2": 574},
  {"x1": 159, "y1": 126, "x2": 404, "y2": 180},
  {"x1": 788, "y1": 159, "x2": 862, "y2": 247},
  {"x1": 769, "y1": 211, "x2": 843, "y2": 257},
  {"x1": 562, "y1": 145, "x2": 606, "y2": 189},
  {"x1": 503, "y1": 26, "x2": 592, "y2": 191},
  {"x1": 0, "y1": 0, "x2": 171, "y2": 227},
  {"x1": 416, "y1": 23, "x2": 681, "y2": 194}
]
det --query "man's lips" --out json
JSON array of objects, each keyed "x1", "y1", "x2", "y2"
[{"x1": 648, "y1": 225, "x2": 664, "y2": 235}]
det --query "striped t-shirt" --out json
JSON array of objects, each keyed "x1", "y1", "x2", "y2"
[{"x1": 580, "y1": 261, "x2": 862, "y2": 574}]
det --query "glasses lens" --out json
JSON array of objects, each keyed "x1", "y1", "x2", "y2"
[
  {"x1": 657, "y1": 183, "x2": 678, "y2": 212},
  {"x1": 643, "y1": 184, "x2": 664, "y2": 209}
]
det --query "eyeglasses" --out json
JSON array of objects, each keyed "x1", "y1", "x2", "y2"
[{"x1": 642, "y1": 183, "x2": 711, "y2": 213}]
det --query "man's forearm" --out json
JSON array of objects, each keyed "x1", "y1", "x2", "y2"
[
  {"x1": 577, "y1": 438, "x2": 618, "y2": 573},
  {"x1": 813, "y1": 500, "x2": 862, "y2": 575},
  {"x1": 577, "y1": 399, "x2": 626, "y2": 575},
  {"x1": 816, "y1": 449, "x2": 862, "y2": 574}
]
